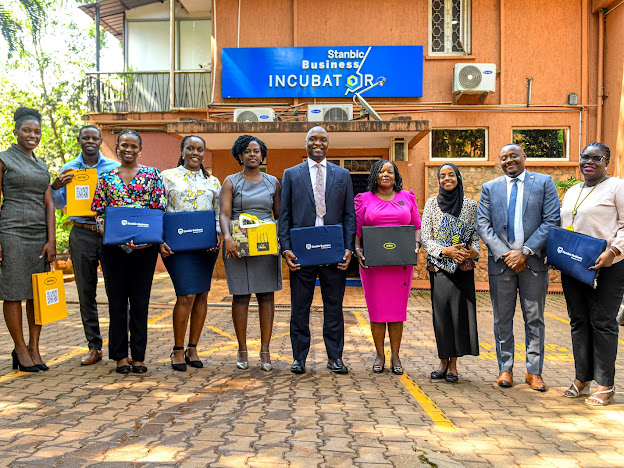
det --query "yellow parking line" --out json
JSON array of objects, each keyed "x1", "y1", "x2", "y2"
[
  {"x1": 352, "y1": 310, "x2": 458, "y2": 432},
  {"x1": 205, "y1": 326, "x2": 290, "y2": 362},
  {"x1": 0, "y1": 310, "x2": 173, "y2": 384},
  {"x1": 545, "y1": 312, "x2": 624, "y2": 347}
]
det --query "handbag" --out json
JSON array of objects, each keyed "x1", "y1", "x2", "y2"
[
  {"x1": 103, "y1": 206, "x2": 164, "y2": 245},
  {"x1": 428, "y1": 213, "x2": 476, "y2": 274},
  {"x1": 163, "y1": 211, "x2": 218, "y2": 252},
  {"x1": 230, "y1": 213, "x2": 278, "y2": 257},
  {"x1": 31, "y1": 270, "x2": 67, "y2": 325},
  {"x1": 66, "y1": 168, "x2": 98, "y2": 217},
  {"x1": 547, "y1": 227, "x2": 607, "y2": 288}
]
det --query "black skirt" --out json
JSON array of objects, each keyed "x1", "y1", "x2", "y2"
[
  {"x1": 429, "y1": 267, "x2": 479, "y2": 359},
  {"x1": 163, "y1": 250, "x2": 218, "y2": 296}
]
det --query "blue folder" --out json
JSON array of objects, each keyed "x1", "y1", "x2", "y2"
[
  {"x1": 428, "y1": 213, "x2": 476, "y2": 274},
  {"x1": 290, "y1": 225, "x2": 345, "y2": 267},
  {"x1": 163, "y1": 211, "x2": 218, "y2": 252},
  {"x1": 103, "y1": 206, "x2": 164, "y2": 246},
  {"x1": 547, "y1": 227, "x2": 607, "y2": 288}
]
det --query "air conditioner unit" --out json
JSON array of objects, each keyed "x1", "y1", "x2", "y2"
[
  {"x1": 390, "y1": 138, "x2": 408, "y2": 162},
  {"x1": 307, "y1": 104, "x2": 353, "y2": 122},
  {"x1": 453, "y1": 63, "x2": 496, "y2": 103},
  {"x1": 234, "y1": 108, "x2": 275, "y2": 122}
]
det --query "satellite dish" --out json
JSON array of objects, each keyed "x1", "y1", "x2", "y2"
[{"x1": 353, "y1": 93, "x2": 382, "y2": 121}]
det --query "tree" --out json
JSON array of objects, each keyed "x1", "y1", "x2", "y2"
[{"x1": 0, "y1": 0, "x2": 94, "y2": 171}]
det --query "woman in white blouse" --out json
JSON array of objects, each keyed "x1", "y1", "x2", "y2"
[
  {"x1": 161, "y1": 135, "x2": 221, "y2": 372},
  {"x1": 560, "y1": 142, "x2": 624, "y2": 406}
]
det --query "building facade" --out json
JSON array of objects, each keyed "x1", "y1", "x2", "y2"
[{"x1": 80, "y1": 0, "x2": 624, "y2": 285}]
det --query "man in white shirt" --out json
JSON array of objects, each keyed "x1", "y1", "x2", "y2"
[
  {"x1": 477, "y1": 144, "x2": 560, "y2": 391},
  {"x1": 279, "y1": 126, "x2": 356, "y2": 375}
]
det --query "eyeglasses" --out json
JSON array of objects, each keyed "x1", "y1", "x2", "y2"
[{"x1": 579, "y1": 154, "x2": 605, "y2": 163}]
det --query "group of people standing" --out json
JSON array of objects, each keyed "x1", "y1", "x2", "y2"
[{"x1": 1, "y1": 106, "x2": 623, "y2": 407}]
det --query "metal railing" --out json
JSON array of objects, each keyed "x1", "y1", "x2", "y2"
[{"x1": 84, "y1": 70, "x2": 211, "y2": 113}]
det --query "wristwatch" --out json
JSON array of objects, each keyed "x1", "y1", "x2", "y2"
[{"x1": 521, "y1": 246, "x2": 533, "y2": 256}]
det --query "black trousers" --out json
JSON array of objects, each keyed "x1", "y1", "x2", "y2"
[
  {"x1": 561, "y1": 260, "x2": 624, "y2": 387},
  {"x1": 68, "y1": 226, "x2": 103, "y2": 351},
  {"x1": 100, "y1": 244, "x2": 159, "y2": 362},
  {"x1": 290, "y1": 264, "x2": 346, "y2": 362}
]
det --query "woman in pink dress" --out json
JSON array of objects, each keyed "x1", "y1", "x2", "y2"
[{"x1": 354, "y1": 160, "x2": 421, "y2": 375}]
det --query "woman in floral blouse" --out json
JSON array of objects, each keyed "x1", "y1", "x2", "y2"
[
  {"x1": 91, "y1": 129, "x2": 166, "y2": 374},
  {"x1": 160, "y1": 135, "x2": 221, "y2": 372}
]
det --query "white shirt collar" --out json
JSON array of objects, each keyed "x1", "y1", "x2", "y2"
[
  {"x1": 505, "y1": 170, "x2": 526, "y2": 184},
  {"x1": 307, "y1": 157, "x2": 327, "y2": 168}
]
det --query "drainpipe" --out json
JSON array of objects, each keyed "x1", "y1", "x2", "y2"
[
  {"x1": 596, "y1": 8, "x2": 605, "y2": 142},
  {"x1": 170, "y1": 0, "x2": 176, "y2": 110},
  {"x1": 95, "y1": 5, "x2": 101, "y2": 112}
]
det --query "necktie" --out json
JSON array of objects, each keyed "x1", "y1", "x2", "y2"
[
  {"x1": 507, "y1": 178, "x2": 518, "y2": 245},
  {"x1": 314, "y1": 164, "x2": 326, "y2": 218}
]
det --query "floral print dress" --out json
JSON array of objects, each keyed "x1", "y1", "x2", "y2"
[
  {"x1": 160, "y1": 165, "x2": 221, "y2": 235},
  {"x1": 91, "y1": 166, "x2": 167, "y2": 229}
]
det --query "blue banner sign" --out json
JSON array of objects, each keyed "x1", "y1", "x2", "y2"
[{"x1": 222, "y1": 46, "x2": 423, "y2": 98}]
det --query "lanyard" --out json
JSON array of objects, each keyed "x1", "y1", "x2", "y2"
[{"x1": 567, "y1": 176, "x2": 606, "y2": 231}]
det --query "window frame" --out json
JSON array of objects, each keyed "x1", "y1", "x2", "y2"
[
  {"x1": 511, "y1": 127, "x2": 570, "y2": 161},
  {"x1": 429, "y1": 127, "x2": 488, "y2": 161},
  {"x1": 428, "y1": 0, "x2": 472, "y2": 56}
]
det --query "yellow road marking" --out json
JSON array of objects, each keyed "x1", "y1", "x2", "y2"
[
  {"x1": 0, "y1": 310, "x2": 173, "y2": 384},
  {"x1": 352, "y1": 310, "x2": 458, "y2": 432},
  {"x1": 205, "y1": 326, "x2": 290, "y2": 362},
  {"x1": 545, "y1": 312, "x2": 624, "y2": 347}
]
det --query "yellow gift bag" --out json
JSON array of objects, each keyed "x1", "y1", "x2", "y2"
[
  {"x1": 230, "y1": 213, "x2": 278, "y2": 257},
  {"x1": 66, "y1": 168, "x2": 98, "y2": 217},
  {"x1": 31, "y1": 271, "x2": 67, "y2": 325}
]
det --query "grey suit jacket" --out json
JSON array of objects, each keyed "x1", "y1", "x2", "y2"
[{"x1": 477, "y1": 171, "x2": 560, "y2": 274}]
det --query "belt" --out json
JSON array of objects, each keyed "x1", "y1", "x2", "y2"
[{"x1": 71, "y1": 221, "x2": 99, "y2": 231}]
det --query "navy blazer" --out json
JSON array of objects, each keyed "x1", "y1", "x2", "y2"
[
  {"x1": 477, "y1": 171, "x2": 560, "y2": 274},
  {"x1": 279, "y1": 161, "x2": 356, "y2": 252}
]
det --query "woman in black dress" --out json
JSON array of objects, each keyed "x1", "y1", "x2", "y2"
[
  {"x1": 421, "y1": 163, "x2": 479, "y2": 382},
  {"x1": 0, "y1": 107, "x2": 56, "y2": 372}
]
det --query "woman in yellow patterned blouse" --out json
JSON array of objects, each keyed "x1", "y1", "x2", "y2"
[{"x1": 161, "y1": 135, "x2": 221, "y2": 372}]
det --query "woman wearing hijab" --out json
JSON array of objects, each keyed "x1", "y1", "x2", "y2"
[{"x1": 421, "y1": 163, "x2": 480, "y2": 382}]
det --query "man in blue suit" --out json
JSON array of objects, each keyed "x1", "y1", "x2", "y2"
[
  {"x1": 477, "y1": 144, "x2": 560, "y2": 391},
  {"x1": 279, "y1": 126, "x2": 356, "y2": 374}
]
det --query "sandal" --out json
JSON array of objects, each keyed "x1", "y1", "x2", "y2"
[
  {"x1": 185, "y1": 344, "x2": 203, "y2": 369},
  {"x1": 391, "y1": 365, "x2": 404, "y2": 375},
  {"x1": 563, "y1": 381, "x2": 591, "y2": 398},
  {"x1": 585, "y1": 387, "x2": 615, "y2": 406}
]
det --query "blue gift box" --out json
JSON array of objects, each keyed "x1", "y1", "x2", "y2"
[
  {"x1": 291, "y1": 225, "x2": 345, "y2": 267},
  {"x1": 163, "y1": 211, "x2": 218, "y2": 252},
  {"x1": 547, "y1": 227, "x2": 607, "y2": 288},
  {"x1": 103, "y1": 206, "x2": 164, "y2": 246},
  {"x1": 428, "y1": 213, "x2": 476, "y2": 274}
]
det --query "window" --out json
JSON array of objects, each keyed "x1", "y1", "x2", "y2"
[
  {"x1": 512, "y1": 128, "x2": 568, "y2": 159},
  {"x1": 429, "y1": 0, "x2": 471, "y2": 55},
  {"x1": 430, "y1": 128, "x2": 487, "y2": 159}
]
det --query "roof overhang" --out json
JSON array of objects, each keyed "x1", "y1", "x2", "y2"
[
  {"x1": 79, "y1": 0, "x2": 163, "y2": 40},
  {"x1": 164, "y1": 120, "x2": 431, "y2": 151}
]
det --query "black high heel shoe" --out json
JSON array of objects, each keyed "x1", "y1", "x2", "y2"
[
  {"x1": 12, "y1": 350, "x2": 40, "y2": 373},
  {"x1": 185, "y1": 344, "x2": 203, "y2": 368},
  {"x1": 26, "y1": 346, "x2": 48, "y2": 371},
  {"x1": 170, "y1": 346, "x2": 187, "y2": 372}
]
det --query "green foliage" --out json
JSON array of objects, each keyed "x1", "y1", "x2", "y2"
[
  {"x1": 554, "y1": 175, "x2": 580, "y2": 201},
  {"x1": 55, "y1": 210, "x2": 71, "y2": 253},
  {"x1": 432, "y1": 129, "x2": 486, "y2": 158},
  {"x1": 513, "y1": 129, "x2": 566, "y2": 158},
  {"x1": 0, "y1": 0, "x2": 95, "y2": 173}
]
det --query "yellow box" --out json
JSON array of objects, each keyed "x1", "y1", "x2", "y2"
[
  {"x1": 66, "y1": 168, "x2": 98, "y2": 217},
  {"x1": 32, "y1": 270, "x2": 67, "y2": 326},
  {"x1": 230, "y1": 213, "x2": 278, "y2": 257}
]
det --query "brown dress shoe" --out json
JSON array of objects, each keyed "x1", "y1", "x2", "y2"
[
  {"x1": 497, "y1": 371, "x2": 513, "y2": 387},
  {"x1": 525, "y1": 373, "x2": 546, "y2": 392},
  {"x1": 81, "y1": 349, "x2": 103, "y2": 366}
]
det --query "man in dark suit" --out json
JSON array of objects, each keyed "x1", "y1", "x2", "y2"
[
  {"x1": 477, "y1": 144, "x2": 560, "y2": 391},
  {"x1": 279, "y1": 126, "x2": 356, "y2": 374}
]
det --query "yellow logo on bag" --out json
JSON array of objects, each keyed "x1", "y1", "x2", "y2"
[{"x1": 383, "y1": 242, "x2": 396, "y2": 250}]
